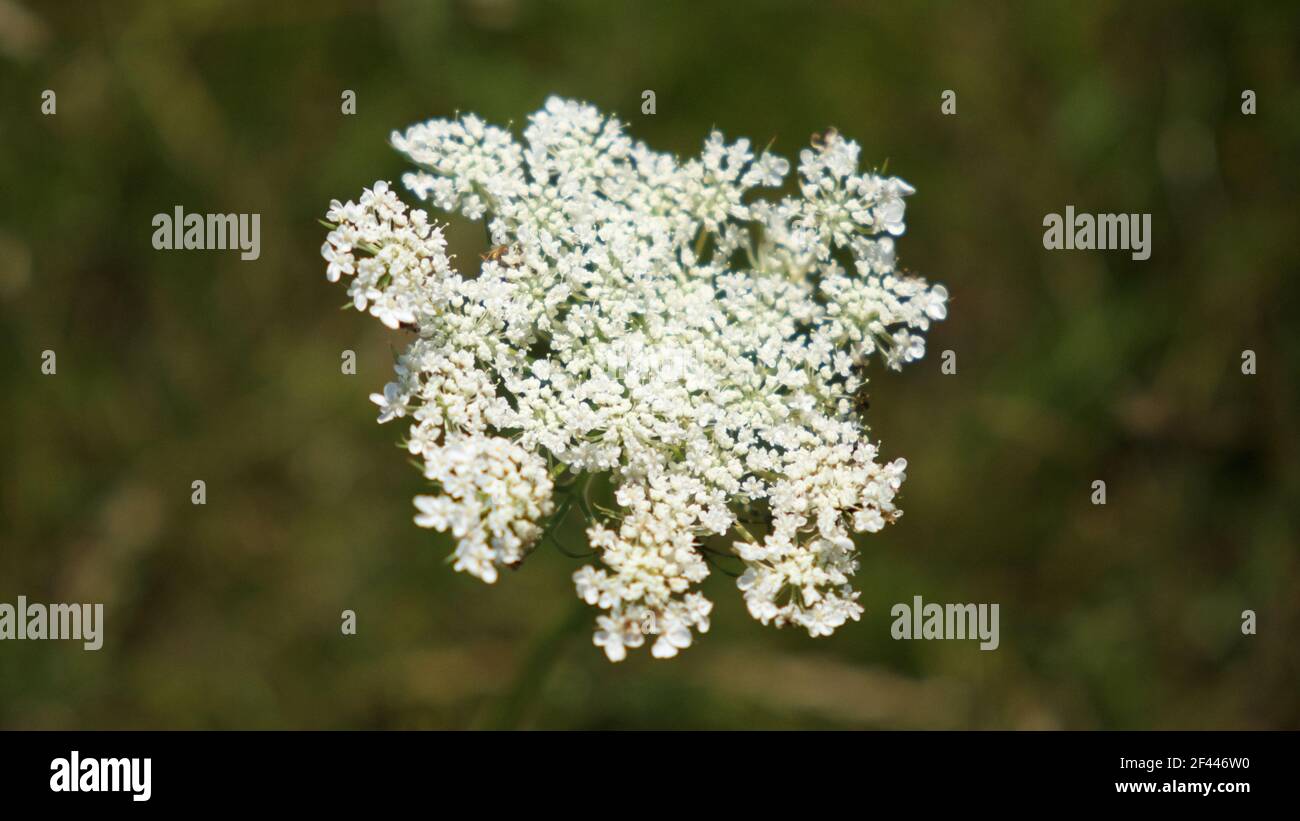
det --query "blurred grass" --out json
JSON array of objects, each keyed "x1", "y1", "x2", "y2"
[{"x1": 0, "y1": 0, "x2": 1297, "y2": 728}]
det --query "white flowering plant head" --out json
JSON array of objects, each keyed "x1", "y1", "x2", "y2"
[{"x1": 321, "y1": 97, "x2": 947, "y2": 662}]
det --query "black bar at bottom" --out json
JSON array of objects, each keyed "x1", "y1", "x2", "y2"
[{"x1": 1, "y1": 730, "x2": 1290, "y2": 807}]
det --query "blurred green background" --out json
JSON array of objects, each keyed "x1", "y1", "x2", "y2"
[{"x1": 1, "y1": 0, "x2": 1297, "y2": 729}]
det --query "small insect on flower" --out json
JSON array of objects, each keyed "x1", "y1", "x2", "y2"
[
  {"x1": 853, "y1": 387, "x2": 872, "y2": 416},
  {"x1": 810, "y1": 127, "x2": 839, "y2": 150},
  {"x1": 321, "y1": 96, "x2": 948, "y2": 662}
]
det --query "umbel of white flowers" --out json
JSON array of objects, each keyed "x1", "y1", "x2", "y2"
[{"x1": 322, "y1": 97, "x2": 947, "y2": 661}]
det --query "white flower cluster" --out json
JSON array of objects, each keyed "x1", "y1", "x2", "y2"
[
  {"x1": 322, "y1": 97, "x2": 947, "y2": 661},
  {"x1": 412, "y1": 435, "x2": 554, "y2": 584}
]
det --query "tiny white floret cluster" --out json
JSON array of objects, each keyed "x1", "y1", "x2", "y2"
[{"x1": 322, "y1": 97, "x2": 946, "y2": 661}]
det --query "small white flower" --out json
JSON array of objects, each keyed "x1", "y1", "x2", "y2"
[{"x1": 369, "y1": 382, "x2": 407, "y2": 423}]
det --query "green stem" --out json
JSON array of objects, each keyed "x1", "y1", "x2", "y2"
[
  {"x1": 733, "y1": 521, "x2": 758, "y2": 544},
  {"x1": 476, "y1": 601, "x2": 587, "y2": 729}
]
